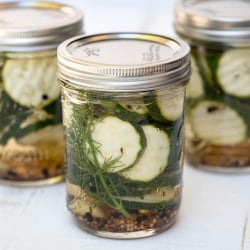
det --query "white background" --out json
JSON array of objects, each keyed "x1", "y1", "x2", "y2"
[{"x1": 0, "y1": 0, "x2": 250, "y2": 249}]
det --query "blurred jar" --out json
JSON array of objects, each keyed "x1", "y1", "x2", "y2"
[
  {"x1": 57, "y1": 33, "x2": 191, "y2": 239},
  {"x1": 174, "y1": 0, "x2": 250, "y2": 173},
  {"x1": 0, "y1": 1, "x2": 83, "y2": 186}
]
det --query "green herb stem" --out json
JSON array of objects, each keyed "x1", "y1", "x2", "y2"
[
  {"x1": 87, "y1": 126, "x2": 130, "y2": 218},
  {"x1": 97, "y1": 173, "x2": 131, "y2": 218},
  {"x1": 69, "y1": 103, "x2": 131, "y2": 218}
]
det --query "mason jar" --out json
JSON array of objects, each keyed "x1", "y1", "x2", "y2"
[
  {"x1": 0, "y1": 1, "x2": 83, "y2": 186},
  {"x1": 174, "y1": 0, "x2": 250, "y2": 173},
  {"x1": 57, "y1": 33, "x2": 191, "y2": 239}
]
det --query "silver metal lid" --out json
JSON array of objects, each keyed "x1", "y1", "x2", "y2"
[
  {"x1": 174, "y1": 0, "x2": 250, "y2": 45},
  {"x1": 57, "y1": 33, "x2": 191, "y2": 92},
  {"x1": 0, "y1": 1, "x2": 83, "y2": 51}
]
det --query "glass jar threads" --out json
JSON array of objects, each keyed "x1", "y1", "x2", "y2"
[
  {"x1": 0, "y1": 1, "x2": 83, "y2": 186},
  {"x1": 174, "y1": 0, "x2": 250, "y2": 173},
  {"x1": 57, "y1": 33, "x2": 191, "y2": 239}
]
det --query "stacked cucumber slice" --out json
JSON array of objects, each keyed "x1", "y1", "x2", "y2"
[
  {"x1": 186, "y1": 46, "x2": 250, "y2": 167},
  {"x1": 0, "y1": 53, "x2": 61, "y2": 145},
  {"x1": 217, "y1": 49, "x2": 250, "y2": 98},
  {"x1": 65, "y1": 88, "x2": 184, "y2": 217},
  {"x1": 147, "y1": 90, "x2": 184, "y2": 122},
  {"x1": 3, "y1": 57, "x2": 60, "y2": 108},
  {"x1": 91, "y1": 116, "x2": 145, "y2": 173},
  {"x1": 189, "y1": 100, "x2": 247, "y2": 146},
  {"x1": 121, "y1": 124, "x2": 170, "y2": 182},
  {"x1": 186, "y1": 55, "x2": 204, "y2": 99}
]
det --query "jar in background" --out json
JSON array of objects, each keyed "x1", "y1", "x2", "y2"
[
  {"x1": 174, "y1": 0, "x2": 250, "y2": 173},
  {"x1": 0, "y1": 1, "x2": 83, "y2": 186},
  {"x1": 57, "y1": 33, "x2": 191, "y2": 239}
]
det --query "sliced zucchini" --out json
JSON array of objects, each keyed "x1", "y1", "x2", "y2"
[
  {"x1": 3, "y1": 57, "x2": 60, "y2": 108},
  {"x1": 120, "y1": 186, "x2": 175, "y2": 203},
  {"x1": 19, "y1": 109, "x2": 53, "y2": 129},
  {"x1": 148, "y1": 90, "x2": 184, "y2": 122},
  {"x1": 186, "y1": 55, "x2": 204, "y2": 99},
  {"x1": 0, "y1": 90, "x2": 28, "y2": 116},
  {"x1": 119, "y1": 99, "x2": 148, "y2": 115},
  {"x1": 18, "y1": 124, "x2": 64, "y2": 145},
  {"x1": 91, "y1": 116, "x2": 145, "y2": 173},
  {"x1": 121, "y1": 124, "x2": 170, "y2": 182},
  {"x1": 101, "y1": 102, "x2": 147, "y2": 124},
  {"x1": 189, "y1": 100, "x2": 247, "y2": 146},
  {"x1": 217, "y1": 49, "x2": 250, "y2": 98},
  {"x1": 157, "y1": 89, "x2": 184, "y2": 121},
  {"x1": 191, "y1": 46, "x2": 222, "y2": 96},
  {"x1": 0, "y1": 112, "x2": 30, "y2": 144},
  {"x1": 120, "y1": 186, "x2": 177, "y2": 210}
]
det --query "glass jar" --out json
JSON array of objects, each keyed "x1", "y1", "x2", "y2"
[
  {"x1": 0, "y1": 1, "x2": 83, "y2": 186},
  {"x1": 174, "y1": 0, "x2": 250, "y2": 173},
  {"x1": 57, "y1": 33, "x2": 191, "y2": 239}
]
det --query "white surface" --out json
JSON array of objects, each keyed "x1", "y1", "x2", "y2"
[
  {"x1": 0, "y1": 165, "x2": 250, "y2": 250},
  {"x1": 1, "y1": 0, "x2": 250, "y2": 249}
]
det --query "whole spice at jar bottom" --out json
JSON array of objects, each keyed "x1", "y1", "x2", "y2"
[
  {"x1": 186, "y1": 139, "x2": 250, "y2": 168},
  {"x1": 66, "y1": 181, "x2": 182, "y2": 234},
  {"x1": 0, "y1": 125, "x2": 65, "y2": 181},
  {"x1": 74, "y1": 206, "x2": 179, "y2": 233}
]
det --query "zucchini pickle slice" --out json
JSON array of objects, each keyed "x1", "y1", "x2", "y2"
[
  {"x1": 119, "y1": 99, "x2": 148, "y2": 115},
  {"x1": 91, "y1": 116, "x2": 145, "y2": 173},
  {"x1": 217, "y1": 49, "x2": 250, "y2": 98},
  {"x1": 122, "y1": 125, "x2": 170, "y2": 182},
  {"x1": 120, "y1": 186, "x2": 176, "y2": 210},
  {"x1": 3, "y1": 57, "x2": 60, "y2": 108},
  {"x1": 186, "y1": 55, "x2": 204, "y2": 99},
  {"x1": 189, "y1": 100, "x2": 247, "y2": 146},
  {"x1": 157, "y1": 92, "x2": 184, "y2": 121},
  {"x1": 148, "y1": 91, "x2": 184, "y2": 122}
]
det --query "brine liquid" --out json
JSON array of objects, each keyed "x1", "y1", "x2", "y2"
[{"x1": 62, "y1": 83, "x2": 185, "y2": 238}]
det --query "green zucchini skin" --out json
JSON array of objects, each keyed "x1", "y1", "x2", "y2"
[
  {"x1": 0, "y1": 53, "x2": 62, "y2": 145},
  {"x1": 0, "y1": 115, "x2": 55, "y2": 144},
  {"x1": 2, "y1": 57, "x2": 60, "y2": 108},
  {"x1": 110, "y1": 103, "x2": 148, "y2": 124},
  {"x1": 91, "y1": 116, "x2": 146, "y2": 173},
  {"x1": 64, "y1": 88, "x2": 184, "y2": 215},
  {"x1": 119, "y1": 99, "x2": 148, "y2": 115},
  {"x1": 189, "y1": 46, "x2": 222, "y2": 98},
  {"x1": 120, "y1": 186, "x2": 178, "y2": 210},
  {"x1": 217, "y1": 49, "x2": 250, "y2": 98},
  {"x1": 146, "y1": 91, "x2": 184, "y2": 123},
  {"x1": 189, "y1": 100, "x2": 247, "y2": 146},
  {"x1": 66, "y1": 166, "x2": 182, "y2": 211},
  {"x1": 121, "y1": 124, "x2": 170, "y2": 182},
  {"x1": 187, "y1": 46, "x2": 250, "y2": 146},
  {"x1": 186, "y1": 55, "x2": 204, "y2": 99},
  {"x1": 0, "y1": 90, "x2": 62, "y2": 144}
]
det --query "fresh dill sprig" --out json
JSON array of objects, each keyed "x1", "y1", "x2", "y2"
[{"x1": 66, "y1": 102, "x2": 130, "y2": 218}]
